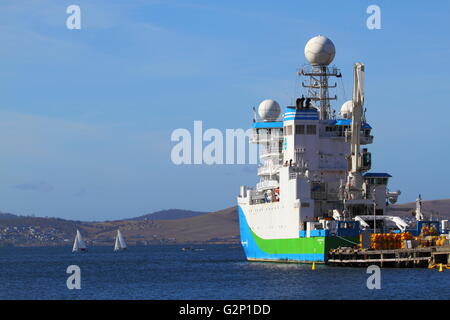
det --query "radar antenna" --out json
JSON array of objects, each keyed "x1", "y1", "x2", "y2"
[{"x1": 300, "y1": 35, "x2": 340, "y2": 120}]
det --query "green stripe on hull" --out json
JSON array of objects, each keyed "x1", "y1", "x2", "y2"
[
  {"x1": 250, "y1": 229, "x2": 358, "y2": 255},
  {"x1": 251, "y1": 229, "x2": 324, "y2": 254}
]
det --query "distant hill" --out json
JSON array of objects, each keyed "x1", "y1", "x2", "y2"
[
  {"x1": 91, "y1": 206, "x2": 239, "y2": 245},
  {"x1": 388, "y1": 199, "x2": 450, "y2": 220},
  {"x1": 0, "y1": 207, "x2": 238, "y2": 246},
  {"x1": 0, "y1": 215, "x2": 89, "y2": 247},
  {"x1": 128, "y1": 209, "x2": 209, "y2": 221},
  {"x1": 0, "y1": 212, "x2": 19, "y2": 220},
  {"x1": 1, "y1": 199, "x2": 449, "y2": 247}
]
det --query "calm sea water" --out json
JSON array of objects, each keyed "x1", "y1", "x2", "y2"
[{"x1": 0, "y1": 244, "x2": 448, "y2": 300}]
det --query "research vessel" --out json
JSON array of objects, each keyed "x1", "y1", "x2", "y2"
[{"x1": 237, "y1": 35, "x2": 404, "y2": 263}]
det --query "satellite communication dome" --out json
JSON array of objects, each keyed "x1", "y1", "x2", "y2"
[
  {"x1": 340, "y1": 100, "x2": 353, "y2": 119},
  {"x1": 258, "y1": 99, "x2": 281, "y2": 121},
  {"x1": 304, "y1": 35, "x2": 336, "y2": 66}
]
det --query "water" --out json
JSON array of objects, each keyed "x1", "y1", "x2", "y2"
[{"x1": 0, "y1": 245, "x2": 448, "y2": 300}]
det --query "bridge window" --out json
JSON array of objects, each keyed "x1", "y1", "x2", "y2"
[
  {"x1": 295, "y1": 125, "x2": 304, "y2": 135},
  {"x1": 306, "y1": 125, "x2": 316, "y2": 135}
]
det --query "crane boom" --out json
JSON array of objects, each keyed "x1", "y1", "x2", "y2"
[
  {"x1": 350, "y1": 62, "x2": 365, "y2": 173},
  {"x1": 345, "y1": 62, "x2": 366, "y2": 202}
]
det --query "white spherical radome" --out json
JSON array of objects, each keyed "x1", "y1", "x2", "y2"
[
  {"x1": 258, "y1": 99, "x2": 281, "y2": 122},
  {"x1": 304, "y1": 35, "x2": 336, "y2": 66},
  {"x1": 340, "y1": 100, "x2": 353, "y2": 119}
]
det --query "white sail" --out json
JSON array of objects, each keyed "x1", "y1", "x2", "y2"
[
  {"x1": 72, "y1": 229, "x2": 87, "y2": 252},
  {"x1": 118, "y1": 230, "x2": 127, "y2": 249},
  {"x1": 72, "y1": 236, "x2": 78, "y2": 252},
  {"x1": 114, "y1": 235, "x2": 120, "y2": 251},
  {"x1": 114, "y1": 229, "x2": 127, "y2": 251}
]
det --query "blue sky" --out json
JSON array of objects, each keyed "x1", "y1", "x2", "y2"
[{"x1": 0, "y1": 0, "x2": 449, "y2": 220}]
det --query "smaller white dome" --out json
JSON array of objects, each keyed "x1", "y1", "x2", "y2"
[
  {"x1": 258, "y1": 99, "x2": 281, "y2": 121},
  {"x1": 340, "y1": 100, "x2": 353, "y2": 119}
]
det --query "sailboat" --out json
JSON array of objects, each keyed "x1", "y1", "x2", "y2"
[
  {"x1": 114, "y1": 229, "x2": 127, "y2": 251},
  {"x1": 72, "y1": 229, "x2": 87, "y2": 252}
]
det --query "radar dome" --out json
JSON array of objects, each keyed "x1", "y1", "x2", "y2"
[
  {"x1": 258, "y1": 99, "x2": 281, "y2": 121},
  {"x1": 340, "y1": 100, "x2": 353, "y2": 119},
  {"x1": 304, "y1": 35, "x2": 336, "y2": 66}
]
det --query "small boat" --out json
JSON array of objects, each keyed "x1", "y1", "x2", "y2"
[
  {"x1": 114, "y1": 229, "x2": 127, "y2": 251},
  {"x1": 181, "y1": 246, "x2": 204, "y2": 252},
  {"x1": 72, "y1": 229, "x2": 87, "y2": 252}
]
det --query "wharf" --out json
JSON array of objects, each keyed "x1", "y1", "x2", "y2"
[{"x1": 327, "y1": 246, "x2": 450, "y2": 268}]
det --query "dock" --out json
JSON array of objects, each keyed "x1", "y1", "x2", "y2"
[{"x1": 327, "y1": 246, "x2": 450, "y2": 268}]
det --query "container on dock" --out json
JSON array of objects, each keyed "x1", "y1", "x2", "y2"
[{"x1": 370, "y1": 232, "x2": 413, "y2": 250}]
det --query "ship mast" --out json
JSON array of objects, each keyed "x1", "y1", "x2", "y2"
[{"x1": 299, "y1": 66, "x2": 340, "y2": 120}]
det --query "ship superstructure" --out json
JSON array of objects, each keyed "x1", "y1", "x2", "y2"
[{"x1": 237, "y1": 35, "x2": 402, "y2": 262}]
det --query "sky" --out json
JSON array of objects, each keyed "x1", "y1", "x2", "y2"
[{"x1": 0, "y1": 0, "x2": 449, "y2": 221}]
